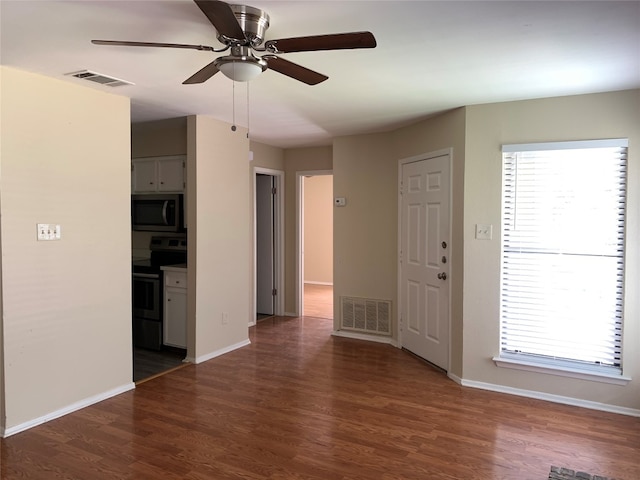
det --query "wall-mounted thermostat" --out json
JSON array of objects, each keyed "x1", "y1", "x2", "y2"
[{"x1": 334, "y1": 197, "x2": 346, "y2": 207}]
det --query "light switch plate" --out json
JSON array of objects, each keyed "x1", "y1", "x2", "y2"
[
  {"x1": 475, "y1": 223, "x2": 492, "y2": 240},
  {"x1": 37, "y1": 223, "x2": 61, "y2": 241}
]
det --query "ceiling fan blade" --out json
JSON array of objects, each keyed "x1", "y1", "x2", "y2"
[
  {"x1": 265, "y1": 31, "x2": 376, "y2": 54},
  {"x1": 92, "y1": 39, "x2": 216, "y2": 51},
  {"x1": 194, "y1": 0, "x2": 245, "y2": 41},
  {"x1": 183, "y1": 61, "x2": 220, "y2": 84},
  {"x1": 264, "y1": 56, "x2": 328, "y2": 85}
]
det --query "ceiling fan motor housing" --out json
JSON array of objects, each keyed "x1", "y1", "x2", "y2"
[{"x1": 219, "y1": 4, "x2": 270, "y2": 46}]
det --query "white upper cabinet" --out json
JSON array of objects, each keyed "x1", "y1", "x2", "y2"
[{"x1": 132, "y1": 155, "x2": 185, "y2": 193}]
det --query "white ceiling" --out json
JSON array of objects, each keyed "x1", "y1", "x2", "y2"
[{"x1": 1, "y1": 1, "x2": 639, "y2": 148}]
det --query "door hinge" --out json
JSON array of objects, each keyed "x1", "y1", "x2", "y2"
[
  {"x1": 399, "y1": 181, "x2": 403, "y2": 195},
  {"x1": 272, "y1": 187, "x2": 277, "y2": 195},
  {"x1": 272, "y1": 288, "x2": 277, "y2": 296}
]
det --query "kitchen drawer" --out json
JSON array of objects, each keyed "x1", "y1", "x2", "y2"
[{"x1": 165, "y1": 270, "x2": 187, "y2": 289}]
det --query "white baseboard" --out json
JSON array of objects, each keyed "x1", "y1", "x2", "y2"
[
  {"x1": 332, "y1": 329, "x2": 398, "y2": 347},
  {"x1": 447, "y1": 372, "x2": 463, "y2": 385},
  {"x1": 304, "y1": 281, "x2": 333, "y2": 286},
  {"x1": 284, "y1": 312, "x2": 298, "y2": 317},
  {"x1": 186, "y1": 338, "x2": 251, "y2": 365},
  {"x1": 460, "y1": 378, "x2": 640, "y2": 417},
  {"x1": 2, "y1": 382, "x2": 135, "y2": 438}
]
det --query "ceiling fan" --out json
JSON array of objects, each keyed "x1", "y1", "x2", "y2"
[{"x1": 92, "y1": 0, "x2": 377, "y2": 85}]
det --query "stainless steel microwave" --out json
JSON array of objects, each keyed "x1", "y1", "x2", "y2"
[{"x1": 132, "y1": 194, "x2": 184, "y2": 232}]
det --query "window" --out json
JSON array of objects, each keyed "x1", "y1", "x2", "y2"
[{"x1": 497, "y1": 139, "x2": 628, "y2": 382}]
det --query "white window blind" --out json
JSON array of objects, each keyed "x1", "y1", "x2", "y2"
[{"x1": 500, "y1": 139, "x2": 627, "y2": 374}]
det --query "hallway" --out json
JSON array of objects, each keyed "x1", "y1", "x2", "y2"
[{"x1": 303, "y1": 283, "x2": 333, "y2": 319}]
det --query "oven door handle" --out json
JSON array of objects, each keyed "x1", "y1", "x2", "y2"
[
  {"x1": 162, "y1": 200, "x2": 169, "y2": 226},
  {"x1": 133, "y1": 273, "x2": 160, "y2": 279}
]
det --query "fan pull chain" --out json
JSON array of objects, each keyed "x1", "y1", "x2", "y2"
[
  {"x1": 246, "y1": 81, "x2": 250, "y2": 139},
  {"x1": 231, "y1": 69, "x2": 237, "y2": 132}
]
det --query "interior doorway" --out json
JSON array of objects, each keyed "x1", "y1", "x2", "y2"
[
  {"x1": 297, "y1": 171, "x2": 334, "y2": 319},
  {"x1": 253, "y1": 168, "x2": 284, "y2": 324}
]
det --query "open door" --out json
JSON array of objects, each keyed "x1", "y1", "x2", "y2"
[
  {"x1": 297, "y1": 171, "x2": 334, "y2": 318},
  {"x1": 253, "y1": 168, "x2": 284, "y2": 324},
  {"x1": 256, "y1": 174, "x2": 275, "y2": 316}
]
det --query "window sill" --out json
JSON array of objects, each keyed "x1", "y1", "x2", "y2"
[{"x1": 492, "y1": 356, "x2": 631, "y2": 386}]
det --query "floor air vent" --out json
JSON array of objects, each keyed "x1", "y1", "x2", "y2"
[
  {"x1": 65, "y1": 70, "x2": 134, "y2": 87},
  {"x1": 340, "y1": 296, "x2": 391, "y2": 336}
]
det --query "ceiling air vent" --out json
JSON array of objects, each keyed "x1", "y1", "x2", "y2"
[{"x1": 65, "y1": 70, "x2": 134, "y2": 87}]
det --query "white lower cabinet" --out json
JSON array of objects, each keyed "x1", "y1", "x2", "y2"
[{"x1": 163, "y1": 268, "x2": 187, "y2": 348}]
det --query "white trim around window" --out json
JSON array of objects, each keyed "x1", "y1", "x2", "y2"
[{"x1": 497, "y1": 138, "x2": 630, "y2": 384}]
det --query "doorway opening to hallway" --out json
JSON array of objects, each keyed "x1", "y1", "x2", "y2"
[{"x1": 298, "y1": 172, "x2": 333, "y2": 319}]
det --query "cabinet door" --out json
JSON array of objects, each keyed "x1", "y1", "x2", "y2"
[
  {"x1": 132, "y1": 160, "x2": 157, "y2": 192},
  {"x1": 164, "y1": 287, "x2": 187, "y2": 348},
  {"x1": 157, "y1": 157, "x2": 185, "y2": 192}
]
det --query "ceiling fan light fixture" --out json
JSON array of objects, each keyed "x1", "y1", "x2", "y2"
[
  {"x1": 218, "y1": 59, "x2": 264, "y2": 82},
  {"x1": 214, "y1": 46, "x2": 267, "y2": 82}
]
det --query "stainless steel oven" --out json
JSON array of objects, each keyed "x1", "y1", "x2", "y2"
[
  {"x1": 132, "y1": 235, "x2": 187, "y2": 351},
  {"x1": 132, "y1": 272, "x2": 160, "y2": 320},
  {"x1": 132, "y1": 272, "x2": 162, "y2": 350}
]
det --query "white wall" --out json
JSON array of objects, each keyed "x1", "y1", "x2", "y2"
[
  {"x1": 0, "y1": 185, "x2": 4, "y2": 431},
  {"x1": 462, "y1": 90, "x2": 640, "y2": 410},
  {"x1": 304, "y1": 175, "x2": 333, "y2": 284},
  {"x1": 249, "y1": 141, "x2": 285, "y2": 319},
  {"x1": 131, "y1": 117, "x2": 187, "y2": 158},
  {"x1": 186, "y1": 116, "x2": 251, "y2": 362},
  {"x1": 249, "y1": 141, "x2": 285, "y2": 172},
  {"x1": 0, "y1": 67, "x2": 133, "y2": 434},
  {"x1": 0, "y1": 65, "x2": 4, "y2": 427},
  {"x1": 331, "y1": 92, "x2": 639, "y2": 412},
  {"x1": 391, "y1": 108, "x2": 466, "y2": 374},
  {"x1": 333, "y1": 133, "x2": 397, "y2": 334},
  {"x1": 283, "y1": 147, "x2": 333, "y2": 314}
]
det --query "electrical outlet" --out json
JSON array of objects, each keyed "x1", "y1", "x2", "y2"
[
  {"x1": 222, "y1": 312, "x2": 229, "y2": 325},
  {"x1": 334, "y1": 197, "x2": 346, "y2": 207},
  {"x1": 475, "y1": 223, "x2": 492, "y2": 240}
]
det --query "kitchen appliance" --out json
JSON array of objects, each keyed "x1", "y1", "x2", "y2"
[
  {"x1": 132, "y1": 235, "x2": 187, "y2": 350},
  {"x1": 132, "y1": 194, "x2": 184, "y2": 232}
]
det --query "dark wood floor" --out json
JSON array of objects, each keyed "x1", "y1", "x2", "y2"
[
  {"x1": 133, "y1": 347, "x2": 186, "y2": 383},
  {"x1": 2, "y1": 316, "x2": 638, "y2": 479}
]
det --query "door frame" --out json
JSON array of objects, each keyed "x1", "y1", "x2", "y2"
[
  {"x1": 397, "y1": 148, "x2": 453, "y2": 369},
  {"x1": 252, "y1": 167, "x2": 285, "y2": 325},
  {"x1": 296, "y1": 170, "x2": 333, "y2": 316}
]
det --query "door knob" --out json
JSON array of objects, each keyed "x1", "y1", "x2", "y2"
[{"x1": 437, "y1": 272, "x2": 447, "y2": 280}]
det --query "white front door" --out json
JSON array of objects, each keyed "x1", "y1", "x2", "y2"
[{"x1": 400, "y1": 153, "x2": 450, "y2": 371}]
